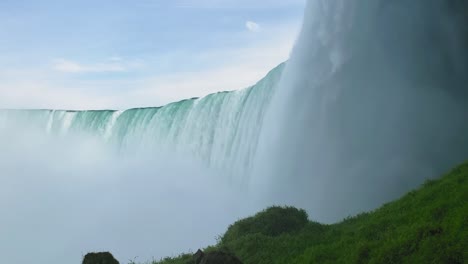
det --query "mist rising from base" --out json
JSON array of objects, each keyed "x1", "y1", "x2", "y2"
[
  {"x1": 254, "y1": 0, "x2": 468, "y2": 222},
  {"x1": 0, "y1": 128, "x2": 266, "y2": 263}
]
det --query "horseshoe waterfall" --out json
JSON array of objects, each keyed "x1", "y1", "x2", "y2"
[{"x1": 1, "y1": 0, "x2": 467, "y2": 263}]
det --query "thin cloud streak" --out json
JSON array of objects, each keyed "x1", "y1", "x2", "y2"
[{"x1": 52, "y1": 59, "x2": 140, "y2": 74}]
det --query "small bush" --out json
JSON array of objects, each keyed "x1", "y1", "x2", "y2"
[
  {"x1": 82, "y1": 252, "x2": 119, "y2": 264},
  {"x1": 221, "y1": 206, "x2": 308, "y2": 244}
]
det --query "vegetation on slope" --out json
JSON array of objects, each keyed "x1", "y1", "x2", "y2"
[{"x1": 151, "y1": 161, "x2": 468, "y2": 264}]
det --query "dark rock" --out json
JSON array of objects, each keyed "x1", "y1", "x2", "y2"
[
  {"x1": 193, "y1": 249, "x2": 243, "y2": 264},
  {"x1": 82, "y1": 252, "x2": 119, "y2": 264}
]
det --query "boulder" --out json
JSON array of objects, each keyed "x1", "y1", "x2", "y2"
[{"x1": 82, "y1": 252, "x2": 119, "y2": 264}]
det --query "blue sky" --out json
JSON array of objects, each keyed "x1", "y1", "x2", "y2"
[{"x1": 0, "y1": 0, "x2": 305, "y2": 109}]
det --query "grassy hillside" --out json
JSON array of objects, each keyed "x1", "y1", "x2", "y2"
[{"x1": 151, "y1": 161, "x2": 468, "y2": 264}]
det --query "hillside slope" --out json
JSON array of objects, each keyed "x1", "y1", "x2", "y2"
[{"x1": 151, "y1": 161, "x2": 467, "y2": 264}]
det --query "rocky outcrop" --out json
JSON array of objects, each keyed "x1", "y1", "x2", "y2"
[
  {"x1": 82, "y1": 252, "x2": 119, "y2": 264},
  {"x1": 193, "y1": 249, "x2": 243, "y2": 264}
]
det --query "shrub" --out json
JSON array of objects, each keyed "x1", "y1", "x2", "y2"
[{"x1": 221, "y1": 206, "x2": 308, "y2": 244}]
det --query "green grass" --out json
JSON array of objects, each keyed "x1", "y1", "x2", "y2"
[{"x1": 150, "y1": 161, "x2": 468, "y2": 264}]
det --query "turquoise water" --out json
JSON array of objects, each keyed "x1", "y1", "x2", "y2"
[{"x1": 0, "y1": 63, "x2": 285, "y2": 176}]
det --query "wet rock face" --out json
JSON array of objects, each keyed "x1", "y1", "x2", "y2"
[
  {"x1": 82, "y1": 252, "x2": 119, "y2": 264},
  {"x1": 194, "y1": 249, "x2": 243, "y2": 264}
]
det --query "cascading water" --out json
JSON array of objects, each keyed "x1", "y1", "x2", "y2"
[
  {"x1": 0, "y1": 63, "x2": 287, "y2": 264},
  {"x1": 0, "y1": 63, "x2": 284, "y2": 180},
  {"x1": 0, "y1": 64, "x2": 286, "y2": 263},
  {"x1": 255, "y1": 0, "x2": 468, "y2": 222},
  {"x1": 1, "y1": 1, "x2": 468, "y2": 263},
  {"x1": 2, "y1": 1, "x2": 468, "y2": 223}
]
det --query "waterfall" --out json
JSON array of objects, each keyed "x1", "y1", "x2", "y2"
[
  {"x1": 255, "y1": 0, "x2": 468, "y2": 222},
  {"x1": 0, "y1": 63, "x2": 285, "y2": 179},
  {"x1": 2, "y1": 1, "x2": 468, "y2": 263}
]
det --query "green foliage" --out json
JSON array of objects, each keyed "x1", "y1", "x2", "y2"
[
  {"x1": 148, "y1": 253, "x2": 193, "y2": 264},
  {"x1": 221, "y1": 206, "x2": 309, "y2": 244},
  {"x1": 151, "y1": 161, "x2": 468, "y2": 264},
  {"x1": 82, "y1": 252, "x2": 120, "y2": 264}
]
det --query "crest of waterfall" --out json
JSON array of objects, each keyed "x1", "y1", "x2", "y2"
[{"x1": 0, "y1": 63, "x2": 284, "y2": 180}]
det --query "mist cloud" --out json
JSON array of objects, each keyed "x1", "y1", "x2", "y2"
[{"x1": 0, "y1": 127, "x2": 263, "y2": 263}]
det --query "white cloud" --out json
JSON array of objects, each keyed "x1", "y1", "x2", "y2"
[
  {"x1": 246, "y1": 21, "x2": 261, "y2": 32},
  {"x1": 53, "y1": 59, "x2": 127, "y2": 73}
]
